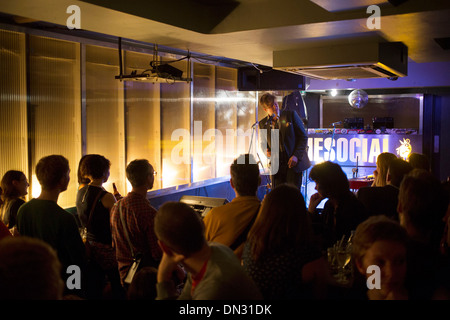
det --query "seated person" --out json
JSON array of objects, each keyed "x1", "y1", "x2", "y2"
[
  {"x1": 407, "y1": 152, "x2": 430, "y2": 171},
  {"x1": 357, "y1": 158, "x2": 413, "y2": 220},
  {"x1": 0, "y1": 236, "x2": 65, "y2": 300},
  {"x1": 155, "y1": 201, "x2": 262, "y2": 300},
  {"x1": 398, "y1": 169, "x2": 450, "y2": 299},
  {"x1": 308, "y1": 161, "x2": 368, "y2": 249},
  {"x1": 203, "y1": 154, "x2": 261, "y2": 259},
  {"x1": 371, "y1": 152, "x2": 397, "y2": 187},
  {"x1": 350, "y1": 215, "x2": 409, "y2": 300},
  {"x1": 242, "y1": 184, "x2": 332, "y2": 299}
]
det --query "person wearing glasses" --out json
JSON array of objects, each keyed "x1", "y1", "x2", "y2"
[{"x1": 110, "y1": 159, "x2": 162, "y2": 289}]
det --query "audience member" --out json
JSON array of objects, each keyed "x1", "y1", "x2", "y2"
[
  {"x1": 77, "y1": 154, "x2": 92, "y2": 190},
  {"x1": 127, "y1": 266, "x2": 158, "y2": 300},
  {"x1": 0, "y1": 170, "x2": 29, "y2": 231},
  {"x1": 76, "y1": 154, "x2": 123, "y2": 299},
  {"x1": 398, "y1": 169, "x2": 450, "y2": 299},
  {"x1": 357, "y1": 158, "x2": 413, "y2": 220},
  {"x1": 350, "y1": 215, "x2": 409, "y2": 300},
  {"x1": 16, "y1": 155, "x2": 87, "y2": 297},
  {"x1": 407, "y1": 152, "x2": 430, "y2": 171},
  {"x1": 308, "y1": 161, "x2": 368, "y2": 249},
  {"x1": 110, "y1": 159, "x2": 162, "y2": 287},
  {"x1": 398, "y1": 169, "x2": 448, "y2": 249},
  {"x1": 155, "y1": 201, "x2": 262, "y2": 300},
  {"x1": 242, "y1": 184, "x2": 332, "y2": 299},
  {"x1": 203, "y1": 154, "x2": 261, "y2": 259},
  {"x1": 371, "y1": 152, "x2": 397, "y2": 187},
  {"x1": 0, "y1": 236, "x2": 65, "y2": 300}
]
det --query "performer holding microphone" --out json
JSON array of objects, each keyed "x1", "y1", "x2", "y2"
[{"x1": 258, "y1": 92, "x2": 311, "y2": 190}]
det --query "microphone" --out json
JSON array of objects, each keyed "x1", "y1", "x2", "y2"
[
  {"x1": 267, "y1": 114, "x2": 275, "y2": 128},
  {"x1": 331, "y1": 121, "x2": 342, "y2": 126}
]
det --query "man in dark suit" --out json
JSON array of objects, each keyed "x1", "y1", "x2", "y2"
[{"x1": 258, "y1": 92, "x2": 310, "y2": 189}]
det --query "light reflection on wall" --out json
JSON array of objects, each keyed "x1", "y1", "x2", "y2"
[
  {"x1": 31, "y1": 175, "x2": 41, "y2": 199},
  {"x1": 0, "y1": 30, "x2": 260, "y2": 206},
  {"x1": 162, "y1": 159, "x2": 179, "y2": 188}
]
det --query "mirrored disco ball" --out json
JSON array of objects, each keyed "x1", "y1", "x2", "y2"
[{"x1": 348, "y1": 89, "x2": 369, "y2": 109}]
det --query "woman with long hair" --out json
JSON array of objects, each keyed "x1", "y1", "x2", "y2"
[
  {"x1": 0, "y1": 170, "x2": 29, "y2": 231},
  {"x1": 242, "y1": 184, "x2": 331, "y2": 299},
  {"x1": 308, "y1": 161, "x2": 368, "y2": 249},
  {"x1": 372, "y1": 152, "x2": 397, "y2": 187}
]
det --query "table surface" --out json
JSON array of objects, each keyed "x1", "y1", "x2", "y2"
[{"x1": 348, "y1": 178, "x2": 373, "y2": 190}]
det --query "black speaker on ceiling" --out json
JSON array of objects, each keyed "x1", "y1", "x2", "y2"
[
  {"x1": 238, "y1": 66, "x2": 306, "y2": 91},
  {"x1": 388, "y1": 0, "x2": 408, "y2": 6}
]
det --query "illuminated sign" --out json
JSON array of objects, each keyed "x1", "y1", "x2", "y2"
[
  {"x1": 396, "y1": 138, "x2": 413, "y2": 160},
  {"x1": 307, "y1": 134, "x2": 422, "y2": 166}
]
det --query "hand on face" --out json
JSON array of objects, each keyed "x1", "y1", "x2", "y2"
[
  {"x1": 308, "y1": 192, "x2": 325, "y2": 213},
  {"x1": 157, "y1": 252, "x2": 179, "y2": 283}
]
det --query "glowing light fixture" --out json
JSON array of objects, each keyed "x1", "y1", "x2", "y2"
[
  {"x1": 348, "y1": 89, "x2": 369, "y2": 109},
  {"x1": 396, "y1": 138, "x2": 412, "y2": 160}
]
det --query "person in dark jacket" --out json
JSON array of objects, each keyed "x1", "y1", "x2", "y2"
[{"x1": 259, "y1": 92, "x2": 311, "y2": 190}]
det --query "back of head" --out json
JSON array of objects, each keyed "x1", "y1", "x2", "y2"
[
  {"x1": 375, "y1": 152, "x2": 398, "y2": 186},
  {"x1": 36, "y1": 155, "x2": 69, "y2": 190},
  {"x1": 248, "y1": 184, "x2": 312, "y2": 260},
  {"x1": 352, "y1": 215, "x2": 408, "y2": 266},
  {"x1": 127, "y1": 267, "x2": 158, "y2": 300},
  {"x1": 77, "y1": 155, "x2": 92, "y2": 185},
  {"x1": 398, "y1": 169, "x2": 449, "y2": 245},
  {"x1": 259, "y1": 92, "x2": 276, "y2": 107},
  {"x1": 230, "y1": 154, "x2": 260, "y2": 196},
  {"x1": 408, "y1": 152, "x2": 430, "y2": 171},
  {"x1": 1, "y1": 170, "x2": 25, "y2": 202},
  {"x1": 0, "y1": 236, "x2": 64, "y2": 299},
  {"x1": 387, "y1": 158, "x2": 413, "y2": 188},
  {"x1": 309, "y1": 161, "x2": 349, "y2": 199},
  {"x1": 82, "y1": 154, "x2": 111, "y2": 180},
  {"x1": 155, "y1": 201, "x2": 205, "y2": 257},
  {"x1": 126, "y1": 159, "x2": 153, "y2": 188}
]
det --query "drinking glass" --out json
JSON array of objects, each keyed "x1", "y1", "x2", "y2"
[{"x1": 336, "y1": 248, "x2": 351, "y2": 283}]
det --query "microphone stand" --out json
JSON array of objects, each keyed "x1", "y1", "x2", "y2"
[
  {"x1": 248, "y1": 118, "x2": 272, "y2": 197},
  {"x1": 327, "y1": 122, "x2": 337, "y2": 162}
]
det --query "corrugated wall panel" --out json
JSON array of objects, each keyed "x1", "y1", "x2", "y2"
[{"x1": 0, "y1": 30, "x2": 28, "y2": 195}]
